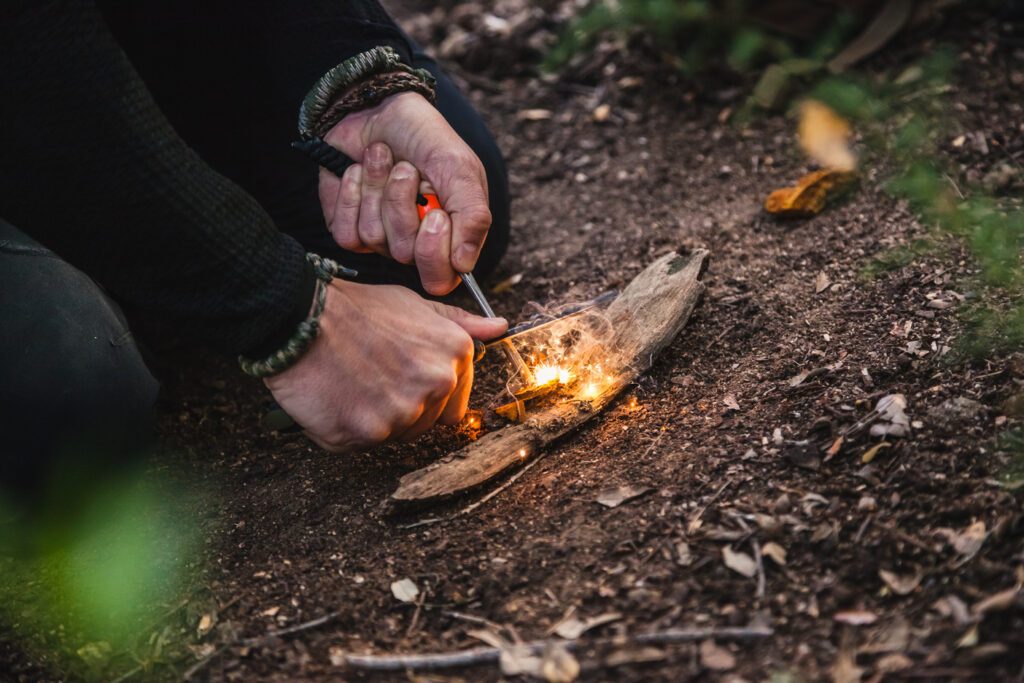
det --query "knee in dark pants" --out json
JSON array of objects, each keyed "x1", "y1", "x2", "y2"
[{"x1": 0, "y1": 221, "x2": 159, "y2": 510}]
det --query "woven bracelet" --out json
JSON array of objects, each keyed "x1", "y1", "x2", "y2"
[
  {"x1": 298, "y1": 46, "x2": 437, "y2": 139},
  {"x1": 237, "y1": 254, "x2": 357, "y2": 379}
]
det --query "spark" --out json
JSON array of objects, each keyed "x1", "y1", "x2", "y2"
[
  {"x1": 518, "y1": 448, "x2": 527, "y2": 459},
  {"x1": 532, "y1": 363, "x2": 573, "y2": 387},
  {"x1": 579, "y1": 382, "x2": 601, "y2": 400}
]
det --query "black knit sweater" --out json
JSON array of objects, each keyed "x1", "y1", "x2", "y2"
[{"x1": 0, "y1": 1, "x2": 412, "y2": 357}]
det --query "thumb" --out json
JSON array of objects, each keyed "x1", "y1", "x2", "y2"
[{"x1": 431, "y1": 302, "x2": 507, "y2": 340}]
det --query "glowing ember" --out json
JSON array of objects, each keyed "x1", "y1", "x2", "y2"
[
  {"x1": 518, "y1": 448, "x2": 527, "y2": 458},
  {"x1": 579, "y1": 382, "x2": 601, "y2": 400},
  {"x1": 532, "y1": 363, "x2": 573, "y2": 386}
]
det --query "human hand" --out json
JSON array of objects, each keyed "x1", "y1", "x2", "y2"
[
  {"x1": 264, "y1": 279, "x2": 506, "y2": 452},
  {"x1": 318, "y1": 92, "x2": 491, "y2": 295}
]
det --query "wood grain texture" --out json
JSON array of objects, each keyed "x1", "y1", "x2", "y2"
[{"x1": 390, "y1": 249, "x2": 709, "y2": 505}]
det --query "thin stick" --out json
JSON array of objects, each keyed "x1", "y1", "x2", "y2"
[
  {"x1": 405, "y1": 591, "x2": 427, "y2": 639},
  {"x1": 341, "y1": 625, "x2": 773, "y2": 671},
  {"x1": 752, "y1": 539, "x2": 766, "y2": 601},
  {"x1": 246, "y1": 611, "x2": 339, "y2": 645},
  {"x1": 398, "y1": 452, "x2": 548, "y2": 530},
  {"x1": 183, "y1": 612, "x2": 340, "y2": 680}
]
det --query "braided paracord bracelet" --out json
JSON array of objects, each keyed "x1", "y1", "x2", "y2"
[
  {"x1": 237, "y1": 254, "x2": 357, "y2": 378},
  {"x1": 298, "y1": 46, "x2": 436, "y2": 140}
]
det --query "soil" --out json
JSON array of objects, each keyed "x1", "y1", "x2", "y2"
[{"x1": 3, "y1": 3, "x2": 1024, "y2": 682}]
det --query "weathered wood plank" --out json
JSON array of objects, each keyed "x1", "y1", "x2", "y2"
[{"x1": 390, "y1": 249, "x2": 709, "y2": 506}]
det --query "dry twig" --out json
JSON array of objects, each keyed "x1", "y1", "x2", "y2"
[{"x1": 340, "y1": 625, "x2": 773, "y2": 671}]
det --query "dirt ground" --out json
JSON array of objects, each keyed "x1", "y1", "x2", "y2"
[{"x1": 4, "y1": 3, "x2": 1024, "y2": 682}]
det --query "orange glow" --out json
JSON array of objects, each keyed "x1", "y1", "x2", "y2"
[
  {"x1": 533, "y1": 363, "x2": 573, "y2": 386},
  {"x1": 518, "y1": 448, "x2": 527, "y2": 458}
]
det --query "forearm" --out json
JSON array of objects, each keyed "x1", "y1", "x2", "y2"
[{"x1": 0, "y1": 0, "x2": 314, "y2": 356}]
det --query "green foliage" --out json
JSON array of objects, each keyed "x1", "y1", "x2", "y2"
[
  {"x1": 811, "y1": 51, "x2": 1024, "y2": 358},
  {"x1": 546, "y1": 0, "x2": 840, "y2": 75},
  {"x1": 0, "y1": 469, "x2": 202, "y2": 679},
  {"x1": 994, "y1": 428, "x2": 1024, "y2": 491}
]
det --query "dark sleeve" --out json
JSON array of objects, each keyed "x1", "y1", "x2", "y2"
[{"x1": 0, "y1": 0, "x2": 317, "y2": 357}]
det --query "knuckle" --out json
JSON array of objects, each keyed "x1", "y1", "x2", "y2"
[{"x1": 356, "y1": 419, "x2": 391, "y2": 444}]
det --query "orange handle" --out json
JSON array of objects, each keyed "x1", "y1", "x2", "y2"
[{"x1": 416, "y1": 193, "x2": 442, "y2": 221}]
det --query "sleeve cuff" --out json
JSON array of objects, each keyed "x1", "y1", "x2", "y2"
[{"x1": 243, "y1": 256, "x2": 318, "y2": 360}]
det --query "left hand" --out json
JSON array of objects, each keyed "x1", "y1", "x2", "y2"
[{"x1": 318, "y1": 92, "x2": 491, "y2": 295}]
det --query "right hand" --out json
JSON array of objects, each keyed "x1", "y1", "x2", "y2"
[{"x1": 264, "y1": 279, "x2": 507, "y2": 452}]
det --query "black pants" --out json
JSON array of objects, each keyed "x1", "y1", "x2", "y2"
[{"x1": 0, "y1": 42, "x2": 509, "y2": 501}]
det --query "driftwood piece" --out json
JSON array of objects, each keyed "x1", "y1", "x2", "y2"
[{"x1": 391, "y1": 249, "x2": 709, "y2": 506}]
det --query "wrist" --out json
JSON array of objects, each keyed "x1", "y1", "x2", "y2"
[
  {"x1": 237, "y1": 254, "x2": 357, "y2": 378},
  {"x1": 298, "y1": 46, "x2": 436, "y2": 141}
]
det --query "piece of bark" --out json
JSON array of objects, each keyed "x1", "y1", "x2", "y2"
[{"x1": 390, "y1": 249, "x2": 709, "y2": 506}]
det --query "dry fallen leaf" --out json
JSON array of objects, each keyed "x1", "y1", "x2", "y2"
[
  {"x1": 592, "y1": 104, "x2": 611, "y2": 122},
  {"x1": 260, "y1": 606, "x2": 280, "y2": 617},
  {"x1": 834, "y1": 609, "x2": 878, "y2": 626},
  {"x1": 879, "y1": 569, "x2": 922, "y2": 595},
  {"x1": 875, "y1": 653, "x2": 913, "y2": 673},
  {"x1": 553, "y1": 612, "x2": 622, "y2": 639},
  {"x1": 723, "y1": 394, "x2": 740, "y2": 411},
  {"x1": 605, "y1": 646, "x2": 666, "y2": 666},
  {"x1": 762, "y1": 541, "x2": 787, "y2": 566},
  {"x1": 540, "y1": 643, "x2": 580, "y2": 683},
  {"x1": 722, "y1": 546, "x2": 757, "y2": 578},
  {"x1": 596, "y1": 485, "x2": 652, "y2": 509},
  {"x1": 799, "y1": 100, "x2": 857, "y2": 172},
  {"x1": 870, "y1": 394, "x2": 911, "y2": 438},
  {"x1": 328, "y1": 646, "x2": 347, "y2": 667},
  {"x1": 764, "y1": 169, "x2": 856, "y2": 217},
  {"x1": 815, "y1": 271, "x2": 832, "y2": 293},
  {"x1": 500, "y1": 644, "x2": 543, "y2": 677},
  {"x1": 972, "y1": 586, "x2": 1021, "y2": 615},
  {"x1": 491, "y1": 272, "x2": 523, "y2": 294},
  {"x1": 936, "y1": 520, "x2": 986, "y2": 561},
  {"x1": 699, "y1": 639, "x2": 736, "y2": 671},
  {"x1": 517, "y1": 108, "x2": 552, "y2": 121},
  {"x1": 390, "y1": 578, "x2": 420, "y2": 603},
  {"x1": 197, "y1": 613, "x2": 216, "y2": 637},
  {"x1": 861, "y1": 441, "x2": 891, "y2": 464}
]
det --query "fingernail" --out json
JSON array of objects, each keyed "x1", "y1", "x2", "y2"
[
  {"x1": 392, "y1": 163, "x2": 414, "y2": 181},
  {"x1": 423, "y1": 210, "x2": 445, "y2": 235},
  {"x1": 367, "y1": 144, "x2": 388, "y2": 164}
]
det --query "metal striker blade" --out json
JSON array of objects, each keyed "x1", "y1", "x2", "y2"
[{"x1": 483, "y1": 290, "x2": 618, "y2": 349}]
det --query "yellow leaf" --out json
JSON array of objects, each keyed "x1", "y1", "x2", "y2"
[
  {"x1": 798, "y1": 100, "x2": 857, "y2": 172},
  {"x1": 861, "y1": 441, "x2": 891, "y2": 463}
]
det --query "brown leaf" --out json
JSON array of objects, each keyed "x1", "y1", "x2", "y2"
[
  {"x1": 972, "y1": 586, "x2": 1021, "y2": 616},
  {"x1": 517, "y1": 108, "x2": 552, "y2": 121},
  {"x1": 722, "y1": 546, "x2": 757, "y2": 578},
  {"x1": 605, "y1": 647, "x2": 665, "y2": 667},
  {"x1": 540, "y1": 643, "x2": 580, "y2": 683},
  {"x1": 699, "y1": 639, "x2": 736, "y2": 671},
  {"x1": 879, "y1": 569, "x2": 922, "y2": 595},
  {"x1": 875, "y1": 653, "x2": 913, "y2": 673},
  {"x1": 553, "y1": 612, "x2": 621, "y2": 639},
  {"x1": 596, "y1": 485, "x2": 652, "y2": 509},
  {"x1": 936, "y1": 520, "x2": 986, "y2": 560},
  {"x1": 765, "y1": 169, "x2": 856, "y2": 217},
  {"x1": 723, "y1": 394, "x2": 740, "y2": 412},
  {"x1": 834, "y1": 610, "x2": 878, "y2": 626},
  {"x1": 815, "y1": 271, "x2": 833, "y2": 294},
  {"x1": 762, "y1": 541, "x2": 787, "y2": 566}
]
